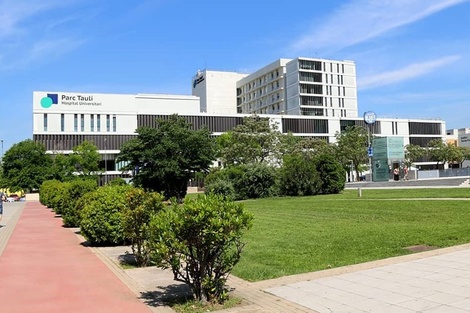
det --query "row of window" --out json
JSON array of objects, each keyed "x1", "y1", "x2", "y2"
[
  {"x1": 298, "y1": 60, "x2": 346, "y2": 74},
  {"x1": 33, "y1": 134, "x2": 135, "y2": 151},
  {"x1": 43, "y1": 114, "x2": 117, "y2": 132},
  {"x1": 242, "y1": 69, "x2": 281, "y2": 92}
]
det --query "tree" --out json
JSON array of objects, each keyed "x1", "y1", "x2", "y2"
[
  {"x1": 335, "y1": 126, "x2": 369, "y2": 182},
  {"x1": 218, "y1": 115, "x2": 282, "y2": 166},
  {"x1": 315, "y1": 153, "x2": 346, "y2": 194},
  {"x1": 459, "y1": 147, "x2": 470, "y2": 167},
  {"x1": 122, "y1": 188, "x2": 164, "y2": 267},
  {"x1": 70, "y1": 140, "x2": 101, "y2": 176},
  {"x1": 1, "y1": 139, "x2": 53, "y2": 192},
  {"x1": 149, "y1": 194, "x2": 253, "y2": 303},
  {"x1": 50, "y1": 153, "x2": 75, "y2": 181},
  {"x1": 118, "y1": 114, "x2": 217, "y2": 202},
  {"x1": 427, "y1": 139, "x2": 448, "y2": 167},
  {"x1": 404, "y1": 144, "x2": 425, "y2": 167},
  {"x1": 278, "y1": 153, "x2": 320, "y2": 196}
]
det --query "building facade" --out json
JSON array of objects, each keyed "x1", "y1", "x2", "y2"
[
  {"x1": 33, "y1": 90, "x2": 446, "y2": 176},
  {"x1": 32, "y1": 57, "x2": 448, "y2": 180},
  {"x1": 192, "y1": 70, "x2": 248, "y2": 114},
  {"x1": 204, "y1": 57, "x2": 359, "y2": 117}
]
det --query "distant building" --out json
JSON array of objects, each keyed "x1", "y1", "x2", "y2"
[
  {"x1": 192, "y1": 70, "x2": 248, "y2": 114},
  {"x1": 32, "y1": 56, "x2": 448, "y2": 182}
]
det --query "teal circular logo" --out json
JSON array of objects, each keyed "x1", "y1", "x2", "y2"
[{"x1": 40, "y1": 97, "x2": 53, "y2": 108}]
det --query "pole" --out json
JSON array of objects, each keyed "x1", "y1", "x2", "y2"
[
  {"x1": 368, "y1": 124, "x2": 372, "y2": 182},
  {"x1": 1, "y1": 139, "x2": 3, "y2": 165}
]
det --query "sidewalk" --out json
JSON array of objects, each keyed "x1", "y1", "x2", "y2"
[{"x1": 0, "y1": 201, "x2": 152, "y2": 313}]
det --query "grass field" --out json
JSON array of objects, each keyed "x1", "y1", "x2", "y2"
[{"x1": 231, "y1": 188, "x2": 470, "y2": 282}]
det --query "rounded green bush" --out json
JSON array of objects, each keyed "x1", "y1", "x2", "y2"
[
  {"x1": 80, "y1": 185, "x2": 132, "y2": 246},
  {"x1": 204, "y1": 179, "x2": 236, "y2": 200}
]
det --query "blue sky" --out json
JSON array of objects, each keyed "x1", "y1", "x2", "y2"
[{"x1": 1, "y1": 0, "x2": 469, "y2": 152}]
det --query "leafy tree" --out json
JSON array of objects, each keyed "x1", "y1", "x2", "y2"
[
  {"x1": 50, "y1": 153, "x2": 75, "y2": 181},
  {"x1": 1, "y1": 139, "x2": 53, "y2": 192},
  {"x1": 404, "y1": 144, "x2": 425, "y2": 167},
  {"x1": 315, "y1": 153, "x2": 345, "y2": 194},
  {"x1": 218, "y1": 115, "x2": 282, "y2": 166},
  {"x1": 117, "y1": 114, "x2": 217, "y2": 202},
  {"x1": 335, "y1": 126, "x2": 369, "y2": 182},
  {"x1": 149, "y1": 194, "x2": 253, "y2": 303},
  {"x1": 122, "y1": 188, "x2": 164, "y2": 267},
  {"x1": 70, "y1": 140, "x2": 101, "y2": 176},
  {"x1": 278, "y1": 153, "x2": 320, "y2": 196},
  {"x1": 427, "y1": 139, "x2": 448, "y2": 167},
  {"x1": 459, "y1": 147, "x2": 470, "y2": 167}
]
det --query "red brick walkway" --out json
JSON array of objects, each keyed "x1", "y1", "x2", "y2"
[{"x1": 0, "y1": 201, "x2": 152, "y2": 313}]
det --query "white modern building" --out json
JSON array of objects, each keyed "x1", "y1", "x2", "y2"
[
  {"x1": 192, "y1": 70, "x2": 248, "y2": 114},
  {"x1": 32, "y1": 57, "x2": 448, "y2": 181}
]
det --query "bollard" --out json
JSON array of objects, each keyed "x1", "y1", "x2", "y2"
[{"x1": 358, "y1": 187, "x2": 362, "y2": 197}]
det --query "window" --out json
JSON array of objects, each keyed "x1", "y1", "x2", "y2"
[
  {"x1": 90, "y1": 114, "x2": 94, "y2": 132},
  {"x1": 61, "y1": 114, "x2": 64, "y2": 132},
  {"x1": 97, "y1": 115, "x2": 101, "y2": 132},
  {"x1": 106, "y1": 114, "x2": 110, "y2": 132},
  {"x1": 80, "y1": 114, "x2": 85, "y2": 132},
  {"x1": 113, "y1": 115, "x2": 116, "y2": 132},
  {"x1": 74, "y1": 114, "x2": 78, "y2": 132},
  {"x1": 43, "y1": 114, "x2": 48, "y2": 131}
]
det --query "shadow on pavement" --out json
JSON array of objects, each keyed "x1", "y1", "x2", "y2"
[{"x1": 140, "y1": 284, "x2": 192, "y2": 307}]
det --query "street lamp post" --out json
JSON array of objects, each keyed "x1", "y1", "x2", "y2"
[
  {"x1": 363, "y1": 111, "x2": 377, "y2": 182},
  {"x1": 1, "y1": 139, "x2": 3, "y2": 165}
]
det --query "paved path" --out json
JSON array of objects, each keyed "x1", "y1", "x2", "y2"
[
  {"x1": 0, "y1": 201, "x2": 152, "y2": 313},
  {"x1": 261, "y1": 244, "x2": 470, "y2": 312}
]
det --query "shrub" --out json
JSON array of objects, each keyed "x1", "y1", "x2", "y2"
[
  {"x1": 50, "y1": 181, "x2": 71, "y2": 215},
  {"x1": 107, "y1": 178, "x2": 128, "y2": 186},
  {"x1": 80, "y1": 185, "x2": 132, "y2": 246},
  {"x1": 149, "y1": 194, "x2": 253, "y2": 303},
  {"x1": 237, "y1": 164, "x2": 277, "y2": 199},
  {"x1": 204, "y1": 179, "x2": 235, "y2": 200},
  {"x1": 39, "y1": 180, "x2": 61, "y2": 208},
  {"x1": 205, "y1": 165, "x2": 276, "y2": 200},
  {"x1": 278, "y1": 153, "x2": 321, "y2": 196},
  {"x1": 122, "y1": 188, "x2": 164, "y2": 266},
  {"x1": 315, "y1": 153, "x2": 346, "y2": 194},
  {"x1": 62, "y1": 179, "x2": 98, "y2": 227}
]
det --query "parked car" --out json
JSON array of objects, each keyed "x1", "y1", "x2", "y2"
[{"x1": 7, "y1": 194, "x2": 20, "y2": 202}]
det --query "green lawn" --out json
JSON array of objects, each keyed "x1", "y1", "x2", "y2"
[{"x1": 232, "y1": 188, "x2": 470, "y2": 282}]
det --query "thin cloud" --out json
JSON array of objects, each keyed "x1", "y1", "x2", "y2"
[
  {"x1": 0, "y1": 0, "x2": 65, "y2": 38},
  {"x1": 358, "y1": 55, "x2": 461, "y2": 90},
  {"x1": 291, "y1": 0, "x2": 468, "y2": 52}
]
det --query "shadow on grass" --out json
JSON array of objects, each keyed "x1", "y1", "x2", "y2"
[{"x1": 140, "y1": 284, "x2": 192, "y2": 307}]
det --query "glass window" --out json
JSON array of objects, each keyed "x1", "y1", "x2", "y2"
[
  {"x1": 112, "y1": 115, "x2": 116, "y2": 132},
  {"x1": 97, "y1": 115, "x2": 101, "y2": 132},
  {"x1": 43, "y1": 114, "x2": 48, "y2": 131},
  {"x1": 74, "y1": 114, "x2": 78, "y2": 132},
  {"x1": 106, "y1": 114, "x2": 110, "y2": 132},
  {"x1": 80, "y1": 114, "x2": 85, "y2": 132},
  {"x1": 61, "y1": 114, "x2": 64, "y2": 132},
  {"x1": 90, "y1": 114, "x2": 94, "y2": 132}
]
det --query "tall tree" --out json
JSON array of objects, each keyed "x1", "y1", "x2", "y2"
[
  {"x1": 335, "y1": 126, "x2": 369, "y2": 182},
  {"x1": 404, "y1": 144, "x2": 426, "y2": 167},
  {"x1": 1, "y1": 139, "x2": 53, "y2": 192},
  {"x1": 117, "y1": 114, "x2": 217, "y2": 202},
  {"x1": 218, "y1": 115, "x2": 282, "y2": 166},
  {"x1": 70, "y1": 140, "x2": 101, "y2": 176}
]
